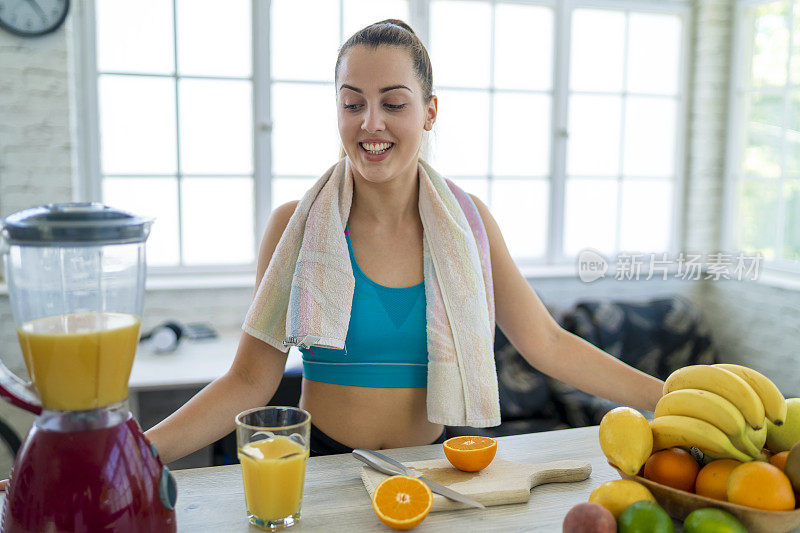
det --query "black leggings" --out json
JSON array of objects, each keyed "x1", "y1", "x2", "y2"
[{"x1": 309, "y1": 423, "x2": 447, "y2": 457}]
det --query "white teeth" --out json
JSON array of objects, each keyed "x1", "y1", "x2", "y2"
[{"x1": 361, "y1": 142, "x2": 392, "y2": 154}]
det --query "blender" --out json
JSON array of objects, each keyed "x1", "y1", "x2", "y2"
[{"x1": 0, "y1": 203, "x2": 177, "y2": 532}]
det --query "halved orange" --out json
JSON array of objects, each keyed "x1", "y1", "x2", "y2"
[
  {"x1": 371, "y1": 475, "x2": 433, "y2": 530},
  {"x1": 443, "y1": 435, "x2": 497, "y2": 472}
]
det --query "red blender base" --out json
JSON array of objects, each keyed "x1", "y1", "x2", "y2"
[{"x1": 2, "y1": 414, "x2": 176, "y2": 533}]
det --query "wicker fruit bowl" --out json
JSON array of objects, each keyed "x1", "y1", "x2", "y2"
[{"x1": 612, "y1": 465, "x2": 800, "y2": 533}]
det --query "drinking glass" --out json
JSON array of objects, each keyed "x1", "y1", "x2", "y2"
[{"x1": 235, "y1": 406, "x2": 311, "y2": 530}]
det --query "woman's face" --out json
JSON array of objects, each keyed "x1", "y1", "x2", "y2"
[{"x1": 337, "y1": 45, "x2": 437, "y2": 185}]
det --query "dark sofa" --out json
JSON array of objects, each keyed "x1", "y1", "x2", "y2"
[{"x1": 449, "y1": 295, "x2": 718, "y2": 438}]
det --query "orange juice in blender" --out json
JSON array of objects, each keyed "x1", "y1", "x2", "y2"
[
  {"x1": 239, "y1": 436, "x2": 309, "y2": 523},
  {"x1": 17, "y1": 312, "x2": 141, "y2": 411}
]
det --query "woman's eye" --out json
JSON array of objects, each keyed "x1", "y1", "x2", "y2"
[
  {"x1": 343, "y1": 103, "x2": 361, "y2": 110},
  {"x1": 385, "y1": 104, "x2": 406, "y2": 110}
]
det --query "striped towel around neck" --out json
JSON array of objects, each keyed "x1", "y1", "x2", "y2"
[{"x1": 242, "y1": 157, "x2": 500, "y2": 427}]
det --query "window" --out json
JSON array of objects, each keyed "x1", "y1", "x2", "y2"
[
  {"x1": 83, "y1": 0, "x2": 688, "y2": 272},
  {"x1": 564, "y1": 9, "x2": 683, "y2": 258},
  {"x1": 729, "y1": 0, "x2": 800, "y2": 270},
  {"x1": 94, "y1": 0, "x2": 254, "y2": 268}
]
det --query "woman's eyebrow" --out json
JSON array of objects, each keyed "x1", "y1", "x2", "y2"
[{"x1": 339, "y1": 84, "x2": 412, "y2": 94}]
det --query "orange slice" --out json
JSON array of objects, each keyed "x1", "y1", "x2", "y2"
[
  {"x1": 443, "y1": 435, "x2": 498, "y2": 472},
  {"x1": 371, "y1": 475, "x2": 433, "y2": 530}
]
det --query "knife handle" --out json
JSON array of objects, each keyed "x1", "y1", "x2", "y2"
[{"x1": 352, "y1": 449, "x2": 405, "y2": 477}]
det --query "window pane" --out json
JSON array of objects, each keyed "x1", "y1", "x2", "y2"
[
  {"x1": 451, "y1": 178, "x2": 488, "y2": 203},
  {"x1": 567, "y1": 95, "x2": 621, "y2": 176},
  {"x1": 176, "y1": 0, "x2": 251, "y2": 77},
  {"x1": 99, "y1": 75, "x2": 176, "y2": 175},
  {"x1": 744, "y1": 92, "x2": 783, "y2": 178},
  {"x1": 564, "y1": 178, "x2": 618, "y2": 256},
  {"x1": 342, "y1": 0, "x2": 409, "y2": 40},
  {"x1": 492, "y1": 179, "x2": 548, "y2": 258},
  {"x1": 791, "y1": 1, "x2": 800, "y2": 84},
  {"x1": 749, "y1": 2, "x2": 789, "y2": 88},
  {"x1": 739, "y1": 179, "x2": 778, "y2": 260},
  {"x1": 619, "y1": 179, "x2": 672, "y2": 253},
  {"x1": 271, "y1": 0, "x2": 339, "y2": 81},
  {"x1": 178, "y1": 79, "x2": 252, "y2": 175},
  {"x1": 492, "y1": 93, "x2": 550, "y2": 176},
  {"x1": 623, "y1": 97, "x2": 677, "y2": 178},
  {"x1": 182, "y1": 177, "x2": 254, "y2": 265},
  {"x1": 430, "y1": 90, "x2": 489, "y2": 176},
  {"x1": 431, "y1": 0, "x2": 491, "y2": 88},
  {"x1": 570, "y1": 9, "x2": 625, "y2": 92},
  {"x1": 95, "y1": 0, "x2": 174, "y2": 74},
  {"x1": 102, "y1": 177, "x2": 179, "y2": 267},
  {"x1": 784, "y1": 179, "x2": 800, "y2": 260},
  {"x1": 627, "y1": 13, "x2": 682, "y2": 95},
  {"x1": 272, "y1": 177, "x2": 316, "y2": 209},
  {"x1": 494, "y1": 4, "x2": 553, "y2": 90},
  {"x1": 786, "y1": 92, "x2": 800, "y2": 175},
  {"x1": 272, "y1": 83, "x2": 339, "y2": 176}
]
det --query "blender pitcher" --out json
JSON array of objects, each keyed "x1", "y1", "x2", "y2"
[{"x1": 0, "y1": 203, "x2": 177, "y2": 533}]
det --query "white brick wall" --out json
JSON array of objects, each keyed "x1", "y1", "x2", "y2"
[
  {"x1": 0, "y1": 1, "x2": 798, "y2": 406},
  {"x1": 685, "y1": 0, "x2": 733, "y2": 253},
  {"x1": 0, "y1": 25, "x2": 73, "y2": 219}
]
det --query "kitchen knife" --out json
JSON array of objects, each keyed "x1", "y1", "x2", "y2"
[{"x1": 352, "y1": 448, "x2": 486, "y2": 509}]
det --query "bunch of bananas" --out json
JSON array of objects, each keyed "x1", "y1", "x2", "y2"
[{"x1": 652, "y1": 364, "x2": 786, "y2": 462}]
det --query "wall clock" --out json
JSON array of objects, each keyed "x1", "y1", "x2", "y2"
[{"x1": 0, "y1": 0, "x2": 70, "y2": 38}]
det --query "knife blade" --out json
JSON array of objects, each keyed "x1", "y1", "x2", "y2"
[{"x1": 352, "y1": 448, "x2": 485, "y2": 509}]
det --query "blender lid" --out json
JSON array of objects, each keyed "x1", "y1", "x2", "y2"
[{"x1": 1, "y1": 203, "x2": 153, "y2": 246}]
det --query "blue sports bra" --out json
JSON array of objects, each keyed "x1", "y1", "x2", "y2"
[{"x1": 298, "y1": 225, "x2": 428, "y2": 388}]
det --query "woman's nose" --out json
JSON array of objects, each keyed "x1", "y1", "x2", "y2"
[{"x1": 362, "y1": 107, "x2": 385, "y2": 133}]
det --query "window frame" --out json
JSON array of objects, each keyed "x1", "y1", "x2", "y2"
[
  {"x1": 724, "y1": 0, "x2": 800, "y2": 275},
  {"x1": 75, "y1": 0, "x2": 690, "y2": 279}
]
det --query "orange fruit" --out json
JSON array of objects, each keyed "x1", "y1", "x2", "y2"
[
  {"x1": 770, "y1": 451, "x2": 789, "y2": 471},
  {"x1": 695, "y1": 459, "x2": 742, "y2": 501},
  {"x1": 643, "y1": 448, "x2": 700, "y2": 492},
  {"x1": 371, "y1": 475, "x2": 433, "y2": 530},
  {"x1": 443, "y1": 436, "x2": 497, "y2": 472},
  {"x1": 727, "y1": 461, "x2": 796, "y2": 511}
]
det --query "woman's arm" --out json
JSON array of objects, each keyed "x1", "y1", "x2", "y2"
[
  {"x1": 469, "y1": 195, "x2": 662, "y2": 412},
  {"x1": 145, "y1": 201, "x2": 300, "y2": 463},
  {"x1": 144, "y1": 334, "x2": 288, "y2": 464}
]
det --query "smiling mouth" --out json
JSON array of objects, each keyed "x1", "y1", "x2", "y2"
[{"x1": 360, "y1": 142, "x2": 394, "y2": 154}]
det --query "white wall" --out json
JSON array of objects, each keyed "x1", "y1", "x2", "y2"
[{"x1": 0, "y1": 1, "x2": 798, "y2": 403}]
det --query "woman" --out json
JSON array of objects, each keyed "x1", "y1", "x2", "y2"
[{"x1": 145, "y1": 20, "x2": 663, "y2": 463}]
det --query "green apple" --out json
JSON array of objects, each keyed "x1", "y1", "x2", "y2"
[{"x1": 766, "y1": 398, "x2": 800, "y2": 452}]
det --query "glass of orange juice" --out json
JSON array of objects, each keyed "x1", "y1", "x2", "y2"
[{"x1": 235, "y1": 406, "x2": 311, "y2": 530}]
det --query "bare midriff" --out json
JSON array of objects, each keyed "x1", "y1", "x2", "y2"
[{"x1": 298, "y1": 378, "x2": 444, "y2": 450}]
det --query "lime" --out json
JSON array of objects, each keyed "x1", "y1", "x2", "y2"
[
  {"x1": 683, "y1": 508, "x2": 747, "y2": 533},
  {"x1": 618, "y1": 500, "x2": 675, "y2": 533}
]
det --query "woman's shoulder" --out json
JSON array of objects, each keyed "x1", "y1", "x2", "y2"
[
  {"x1": 255, "y1": 201, "x2": 300, "y2": 280},
  {"x1": 466, "y1": 193, "x2": 490, "y2": 223},
  {"x1": 270, "y1": 200, "x2": 300, "y2": 230}
]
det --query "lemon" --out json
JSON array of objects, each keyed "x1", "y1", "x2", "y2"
[
  {"x1": 599, "y1": 407, "x2": 653, "y2": 475},
  {"x1": 588, "y1": 479, "x2": 656, "y2": 519},
  {"x1": 618, "y1": 500, "x2": 674, "y2": 533},
  {"x1": 683, "y1": 508, "x2": 747, "y2": 533}
]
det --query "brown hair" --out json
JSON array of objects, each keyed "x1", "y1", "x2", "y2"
[{"x1": 335, "y1": 19, "x2": 434, "y2": 103}]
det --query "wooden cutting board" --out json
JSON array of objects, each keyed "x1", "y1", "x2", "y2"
[{"x1": 361, "y1": 458, "x2": 592, "y2": 511}]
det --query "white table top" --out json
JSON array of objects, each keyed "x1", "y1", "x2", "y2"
[
  {"x1": 129, "y1": 332, "x2": 303, "y2": 392},
  {"x1": 171, "y1": 426, "x2": 649, "y2": 532}
]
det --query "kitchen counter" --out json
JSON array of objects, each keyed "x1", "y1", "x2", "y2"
[{"x1": 171, "y1": 425, "x2": 663, "y2": 532}]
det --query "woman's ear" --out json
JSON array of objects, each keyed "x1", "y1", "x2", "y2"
[{"x1": 424, "y1": 95, "x2": 438, "y2": 131}]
